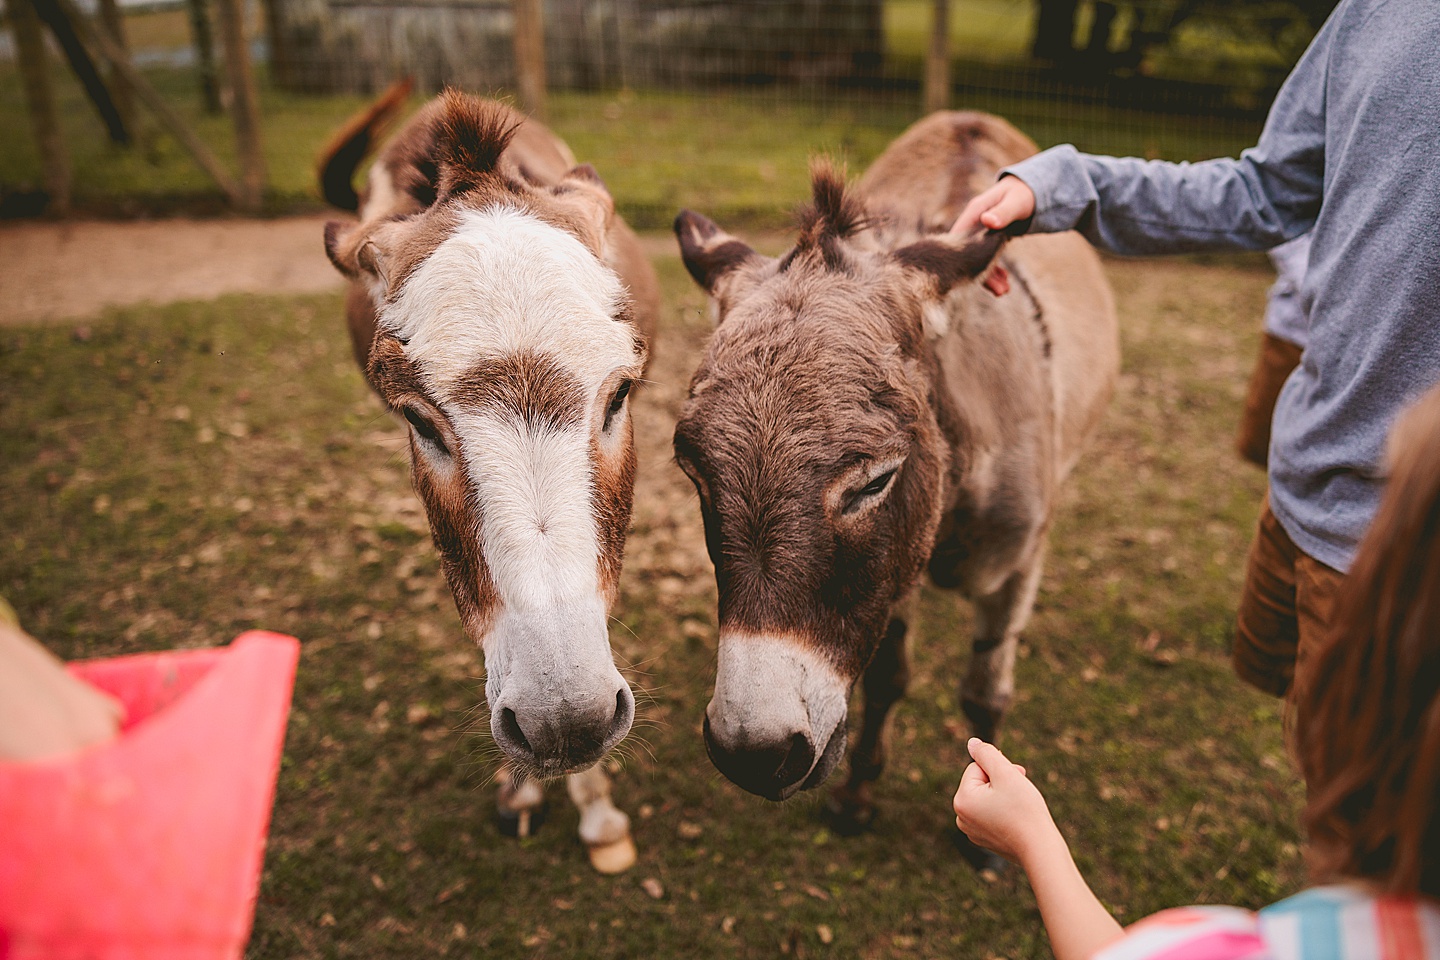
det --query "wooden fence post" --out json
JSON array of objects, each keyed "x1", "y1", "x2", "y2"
[
  {"x1": 924, "y1": 0, "x2": 950, "y2": 115},
  {"x1": 48, "y1": 0, "x2": 244, "y2": 205},
  {"x1": 187, "y1": 0, "x2": 223, "y2": 113},
  {"x1": 10, "y1": 0, "x2": 71, "y2": 213},
  {"x1": 513, "y1": 0, "x2": 547, "y2": 120},
  {"x1": 258, "y1": 0, "x2": 291, "y2": 89},
  {"x1": 213, "y1": 0, "x2": 266, "y2": 211},
  {"x1": 30, "y1": 0, "x2": 129, "y2": 143},
  {"x1": 95, "y1": 0, "x2": 134, "y2": 131}
]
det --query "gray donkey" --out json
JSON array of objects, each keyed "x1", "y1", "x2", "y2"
[{"x1": 672, "y1": 112, "x2": 1118, "y2": 839}]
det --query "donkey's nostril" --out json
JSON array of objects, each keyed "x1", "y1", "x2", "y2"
[
  {"x1": 608, "y1": 686, "x2": 635, "y2": 742},
  {"x1": 777, "y1": 732, "x2": 816, "y2": 787},
  {"x1": 704, "y1": 717, "x2": 817, "y2": 800},
  {"x1": 497, "y1": 707, "x2": 531, "y2": 755}
]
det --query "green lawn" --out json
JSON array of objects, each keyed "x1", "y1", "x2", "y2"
[
  {"x1": 0, "y1": 66, "x2": 1262, "y2": 226},
  {"x1": 1, "y1": 247, "x2": 1305, "y2": 959},
  {"x1": 886, "y1": 0, "x2": 1038, "y2": 65}
]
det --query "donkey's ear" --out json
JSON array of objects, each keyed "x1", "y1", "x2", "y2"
[
  {"x1": 325, "y1": 219, "x2": 391, "y2": 289},
  {"x1": 324, "y1": 219, "x2": 359, "y2": 277},
  {"x1": 356, "y1": 239, "x2": 390, "y2": 289},
  {"x1": 891, "y1": 230, "x2": 1007, "y2": 298},
  {"x1": 564, "y1": 162, "x2": 606, "y2": 189},
  {"x1": 549, "y1": 164, "x2": 615, "y2": 256},
  {"x1": 674, "y1": 209, "x2": 762, "y2": 295}
]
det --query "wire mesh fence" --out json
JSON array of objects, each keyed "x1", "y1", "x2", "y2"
[
  {"x1": 272, "y1": 0, "x2": 888, "y2": 94},
  {"x1": 265, "y1": 0, "x2": 1331, "y2": 134},
  {"x1": 264, "y1": 0, "x2": 1323, "y2": 100},
  {"x1": 0, "y1": 0, "x2": 1336, "y2": 219}
]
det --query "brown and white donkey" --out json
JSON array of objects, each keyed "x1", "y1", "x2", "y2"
[
  {"x1": 672, "y1": 112, "x2": 1118, "y2": 837},
  {"x1": 320, "y1": 86, "x2": 660, "y2": 872}
]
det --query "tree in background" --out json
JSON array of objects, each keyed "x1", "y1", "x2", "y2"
[{"x1": 1030, "y1": 0, "x2": 1339, "y2": 82}]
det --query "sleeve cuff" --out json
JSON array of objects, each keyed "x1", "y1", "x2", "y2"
[{"x1": 1001, "y1": 145, "x2": 1092, "y2": 235}]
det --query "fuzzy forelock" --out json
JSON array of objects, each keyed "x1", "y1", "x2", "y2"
[
  {"x1": 793, "y1": 160, "x2": 868, "y2": 254},
  {"x1": 433, "y1": 89, "x2": 523, "y2": 201}
]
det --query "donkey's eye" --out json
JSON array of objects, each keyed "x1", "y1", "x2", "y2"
[
  {"x1": 603, "y1": 380, "x2": 633, "y2": 432},
  {"x1": 859, "y1": 469, "x2": 896, "y2": 497},
  {"x1": 843, "y1": 469, "x2": 897, "y2": 514},
  {"x1": 403, "y1": 406, "x2": 447, "y2": 452}
]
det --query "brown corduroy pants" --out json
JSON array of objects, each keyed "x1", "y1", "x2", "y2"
[
  {"x1": 1233, "y1": 498, "x2": 1347, "y2": 700},
  {"x1": 1236, "y1": 332, "x2": 1305, "y2": 469}
]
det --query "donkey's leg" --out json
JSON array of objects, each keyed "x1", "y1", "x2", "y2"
[
  {"x1": 961, "y1": 550, "x2": 1044, "y2": 746},
  {"x1": 495, "y1": 764, "x2": 547, "y2": 838},
  {"x1": 566, "y1": 764, "x2": 636, "y2": 875},
  {"x1": 827, "y1": 615, "x2": 910, "y2": 835},
  {"x1": 954, "y1": 553, "x2": 1045, "y2": 874}
]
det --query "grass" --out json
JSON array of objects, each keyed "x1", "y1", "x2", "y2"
[
  {"x1": 886, "y1": 0, "x2": 1043, "y2": 65},
  {"x1": 1, "y1": 245, "x2": 1305, "y2": 958},
  {"x1": 0, "y1": 66, "x2": 1263, "y2": 226}
]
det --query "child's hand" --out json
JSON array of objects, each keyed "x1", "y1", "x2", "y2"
[
  {"x1": 951, "y1": 177, "x2": 1034, "y2": 298},
  {"x1": 952, "y1": 738, "x2": 1060, "y2": 867},
  {"x1": 951, "y1": 177, "x2": 1036, "y2": 237}
]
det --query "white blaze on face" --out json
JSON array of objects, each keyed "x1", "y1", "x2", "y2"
[
  {"x1": 378, "y1": 206, "x2": 640, "y2": 702},
  {"x1": 386, "y1": 206, "x2": 636, "y2": 389},
  {"x1": 453, "y1": 411, "x2": 600, "y2": 610}
]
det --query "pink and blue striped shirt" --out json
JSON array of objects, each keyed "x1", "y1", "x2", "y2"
[{"x1": 1095, "y1": 886, "x2": 1440, "y2": 960}]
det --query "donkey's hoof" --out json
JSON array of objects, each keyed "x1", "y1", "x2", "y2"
[
  {"x1": 824, "y1": 788, "x2": 877, "y2": 836},
  {"x1": 950, "y1": 826, "x2": 1010, "y2": 878},
  {"x1": 587, "y1": 834, "x2": 637, "y2": 874},
  {"x1": 960, "y1": 696, "x2": 1011, "y2": 747},
  {"x1": 496, "y1": 797, "x2": 549, "y2": 839}
]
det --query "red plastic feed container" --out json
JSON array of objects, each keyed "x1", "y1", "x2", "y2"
[{"x1": 0, "y1": 630, "x2": 300, "y2": 960}]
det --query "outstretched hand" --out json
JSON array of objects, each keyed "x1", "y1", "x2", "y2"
[
  {"x1": 952, "y1": 738, "x2": 1059, "y2": 866},
  {"x1": 950, "y1": 178, "x2": 1034, "y2": 298},
  {"x1": 952, "y1": 177, "x2": 1036, "y2": 237},
  {"x1": 953, "y1": 739, "x2": 1125, "y2": 960}
]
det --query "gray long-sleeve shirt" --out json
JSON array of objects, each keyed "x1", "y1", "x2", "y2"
[
  {"x1": 1005, "y1": 0, "x2": 1440, "y2": 572},
  {"x1": 1264, "y1": 234, "x2": 1311, "y2": 348}
]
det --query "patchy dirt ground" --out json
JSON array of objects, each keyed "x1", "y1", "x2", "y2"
[
  {"x1": 0, "y1": 217, "x2": 342, "y2": 325},
  {"x1": 0, "y1": 217, "x2": 695, "y2": 326}
]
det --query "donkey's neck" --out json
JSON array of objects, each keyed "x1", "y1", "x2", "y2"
[{"x1": 927, "y1": 264, "x2": 1053, "y2": 517}]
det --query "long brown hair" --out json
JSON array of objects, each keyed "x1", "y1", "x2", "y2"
[{"x1": 1298, "y1": 383, "x2": 1440, "y2": 897}]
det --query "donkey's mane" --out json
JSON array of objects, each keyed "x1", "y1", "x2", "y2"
[
  {"x1": 432, "y1": 89, "x2": 524, "y2": 202},
  {"x1": 787, "y1": 161, "x2": 869, "y2": 273}
]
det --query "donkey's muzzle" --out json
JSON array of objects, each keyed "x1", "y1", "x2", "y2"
[
  {"x1": 491, "y1": 682, "x2": 634, "y2": 777},
  {"x1": 704, "y1": 631, "x2": 851, "y2": 799},
  {"x1": 703, "y1": 716, "x2": 816, "y2": 801}
]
